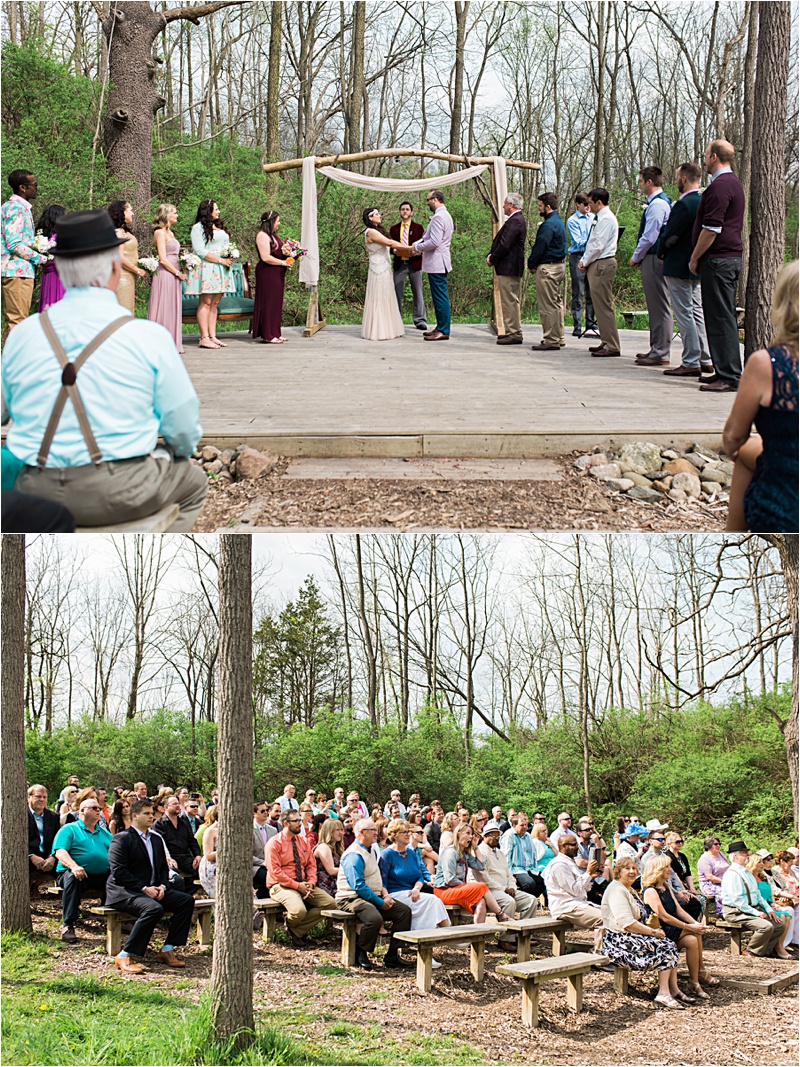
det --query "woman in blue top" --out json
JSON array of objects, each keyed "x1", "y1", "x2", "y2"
[
  {"x1": 184, "y1": 199, "x2": 235, "y2": 350},
  {"x1": 379, "y1": 819, "x2": 450, "y2": 931}
]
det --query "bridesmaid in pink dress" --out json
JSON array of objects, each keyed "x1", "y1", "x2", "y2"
[{"x1": 147, "y1": 203, "x2": 187, "y2": 353}]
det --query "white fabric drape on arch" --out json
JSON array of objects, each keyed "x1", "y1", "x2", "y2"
[{"x1": 299, "y1": 156, "x2": 509, "y2": 287}]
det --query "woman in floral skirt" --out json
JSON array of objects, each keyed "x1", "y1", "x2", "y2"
[{"x1": 184, "y1": 198, "x2": 234, "y2": 349}]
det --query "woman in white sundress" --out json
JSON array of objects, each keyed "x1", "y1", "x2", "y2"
[{"x1": 361, "y1": 207, "x2": 407, "y2": 341}]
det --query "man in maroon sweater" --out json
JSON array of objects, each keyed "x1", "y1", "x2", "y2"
[{"x1": 689, "y1": 139, "x2": 745, "y2": 393}]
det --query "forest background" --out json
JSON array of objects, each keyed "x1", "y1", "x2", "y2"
[
  {"x1": 21, "y1": 533, "x2": 797, "y2": 863},
  {"x1": 2, "y1": 1, "x2": 798, "y2": 327}
]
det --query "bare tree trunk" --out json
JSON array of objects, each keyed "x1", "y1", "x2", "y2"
[
  {"x1": 738, "y1": 1, "x2": 760, "y2": 302},
  {"x1": 355, "y1": 535, "x2": 378, "y2": 726},
  {"x1": 346, "y1": 1, "x2": 366, "y2": 165},
  {"x1": 448, "y1": 1, "x2": 469, "y2": 168},
  {"x1": 744, "y1": 2, "x2": 791, "y2": 357},
  {"x1": 266, "y1": 1, "x2": 282, "y2": 161},
  {"x1": 1, "y1": 535, "x2": 32, "y2": 933},
  {"x1": 211, "y1": 534, "x2": 254, "y2": 1047}
]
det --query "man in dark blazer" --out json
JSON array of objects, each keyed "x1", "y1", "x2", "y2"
[
  {"x1": 28, "y1": 784, "x2": 60, "y2": 892},
  {"x1": 105, "y1": 797, "x2": 195, "y2": 973},
  {"x1": 390, "y1": 202, "x2": 427, "y2": 330},
  {"x1": 487, "y1": 194, "x2": 528, "y2": 345}
]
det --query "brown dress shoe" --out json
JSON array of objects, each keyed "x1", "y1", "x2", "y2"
[
  {"x1": 496, "y1": 336, "x2": 523, "y2": 345},
  {"x1": 699, "y1": 379, "x2": 737, "y2": 392},
  {"x1": 591, "y1": 347, "x2": 621, "y2": 357},
  {"x1": 114, "y1": 954, "x2": 144, "y2": 974},
  {"x1": 156, "y1": 949, "x2": 186, "y2": 967},
  {"x1": 663, "y1": 366, "x2": 701, "y2": 377},
  {"x1": 588, "y1": 343, "x2": 607, "y2": 352},
  {"x1": 635, "y1": 354, "x2": 670, "y2": 365},
  {"x1": 699, "y1": 372, "x2": 720, "y2": 384},
  {"x1": 530, "y1": 342, "x2": 560, "y2": 350},
  {"x1": 424, "y1": 330, "x2": 449, "y2": 341}
]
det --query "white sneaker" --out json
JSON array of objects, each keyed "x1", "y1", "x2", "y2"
[{"x1": 431, "y1": 958, "x2": 442, "y2": 970}]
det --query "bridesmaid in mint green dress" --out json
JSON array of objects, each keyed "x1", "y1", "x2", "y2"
[{"x1": 184, "y1": 199, "x2": 234, "y2": 349}]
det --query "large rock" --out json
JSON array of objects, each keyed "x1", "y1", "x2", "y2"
[
  {"x1": 201, "y1": 445, "x2": 219, "y2": 462},
  {"x1": 691, "y1": 443, "x2": 720, "y2": 461},
  {"x1": 626, "y1": 472, "x2": 653, "y2": 487},
  {"x1": 589, "y1": 463, "x2": 622, "y2": 481},
  {"x1": 681, "y1": 452, "x2": 707, "y2": 471},
  {"x1": 663, "y1": 458, "x2": 699, "y2": 476},
  {"x1": 204, "y1": 459, "x2": 224, "y2": 475},
  {"x1": 236, "y1": 448, "x2": 277, "y2": 480},
  {"x1": 668, "y1": 488, "x2": 687, "y2": 502},
  {"x1": 605, "y1": 478, "x2": 635, "y2": 492},
  {"x1": 672, "y1": 471, "x2": 702, "y2": 497},
  {"x1": 627, "y1": 485, "x2": 663, "y2": 503},
  {"x1": 619, "y1": 442, "x2": 663, "y2": 473},
  {"x1": 699, "y1": 468, "x2": 728, "y2": 485}
]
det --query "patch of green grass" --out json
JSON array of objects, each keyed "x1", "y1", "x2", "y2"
[
  {"x1": 365, "y1": 990, "x2": 389, "y2": 999},
  {"x1": 315, "y1": 963, "x2": 348, "y2": 976},
  {"x1": 328, "y1": 1022, "x2": 365, "y2": 1038}
]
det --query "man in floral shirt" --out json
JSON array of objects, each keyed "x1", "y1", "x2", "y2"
[{"x1": 1, "y1": 169, "x2": 45, "y2": 340}]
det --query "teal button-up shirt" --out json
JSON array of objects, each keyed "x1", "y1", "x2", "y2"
[
  {"x1": 721, "y1": 863, "x2": 771, "y2": 917},
  {"x1": 500, "y1": 828, "x2": 538, "y2": 875}
]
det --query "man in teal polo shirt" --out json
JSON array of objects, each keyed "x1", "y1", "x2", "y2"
[{"x1": 52, "y1": 797, "x2": 112, "y2": 942}]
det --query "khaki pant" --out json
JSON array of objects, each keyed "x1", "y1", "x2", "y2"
[
  {"x1": 496, "y1": 274, "x2": 523, "y2": 340},
  {"x1": 2, "y1": 277, "x2": 34, "y2": 341},
  {"x1": 269, "y1": 884, "x2": 335, "y2": 938},
  {"x1": 586, "y1": 258, "x2": 620, "y2": 351},
  {"x1": 556, "y1": 900, "x2": 603, "y2": 952},
  {"x1": 493, "y1": 887, "x2": 538, "y2": 922},
  {"x1": 722, "y1": 905, "x2": 785, "y2": 957},
  {"x1": 535, "y1": 262, "x2": 565, "y2": 345},
  {"x1": 16, "y1": 453, "x2": 208, "y2": 530}
]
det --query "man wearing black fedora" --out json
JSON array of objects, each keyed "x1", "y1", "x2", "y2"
[
  {"x1": 2, "y1": 208, "x2": 207, "y2": 530},
  {"x1": 720, "y1": 839, "x2": 785, "y2": 957}
]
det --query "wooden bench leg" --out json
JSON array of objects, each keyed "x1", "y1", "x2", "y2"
[
  {"x1": 552, "y1": 928, "x2": 566, "y2": 956},
  {"x1": 566, "y1": 972, "x2": 584, "y2": 1013},
  {"x1": 730, "y1": 928, "x2": 742, "y2": 956},
  {"x1": 470, "y1": 939, "x2": 485, "y2": 982},
  {"x1": 614, "y1": 966, "x2": 629, "y2": 994},
  {"x1": 341, "y1": 918, "x2": 357, "y2": 968},
  {"x1": 521, "y1": 977, "x2": 540, "y2": 1028},
  {"x1": 107, "y1": 914, "x2": 123, "y2": 957},
  {"x1": 516, "y1": 932, "x2": 532, "y2": 964},
  {"x1": 416, "y1": 946, "x2": 434, "y2": 994},
  {"x1": 262, "y1": 911, "x2": 276, "y2": 942},
  {"x1": 196, "y1": 909, "x2": 212, "y2": 949}
]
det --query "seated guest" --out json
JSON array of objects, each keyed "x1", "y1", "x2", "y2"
[
  {"x1": 575, "y1": 818, "x2": 611, "y2": 904},
  {"x1": 346, "y1": 792, "x2": 369, "y2": 819},
  {"x1": 498, "y1": 807, "x2": 516, "y2": 834},
  {"x1": 183, "y1": 796, "x2": 202, "y2": 835},
  {"x1": 379, "y1": 820, "x2": 450, "y2": 939},
  {"x1": 57, "y1": 785, "x2": 79, "y2": 824},
  {"x1": 108, "y1": 798, "x2": 131, "y2": 836},
  {"x1": 314, "y1": 817, "x2": 344, "y2": 898},
  {"x1": 266, "y1": 809, "x2": 335, "y2": 947},
  {"x1": 341, "y1": 814, "x2": 356, "y2": 851},
  {"x1": 105, "y1": 798, "x2": 195, "y2": 972},
  {"x1": 501, "y1": 812, "x2": 545, "y2": 898},
  {"x1": 773, "y1": 851, "x2": 800, "y2": 947},
  {"x1": 424, "y1": 807, "x2": 445, "y2": 853},
  {"x1": 266, "y1": 801, "x2": 282, "y2": 834},
  {"x1": 307, "y1": 812, "x2": 327, "y2": 851},
  {"x1": 154, "y1": 795, "x2": 201, "y2": 893},
  {"x1": 747, "y1": 853, "x2": 792, "y2": 958},
  {"x1": 63, "y1": 787, "x2": 99, "y2": 823},
  {"x1": 615, "y1": 823, "x2": 649, "y2": 875},
  {"x1": 374, "y1": 817, "x2": 390, "y2": 854},
  {"x1": 643, "y1": 855, "x2": 716, "y2": 998},
  {"x1": 52, "y1": 796, "x2": 112, "y2": 942},
  {"x1": 600, "y1": 857, "x2": 683, "y2": 1010},
  {"x1": 696, "y1": 834, "x2": 730, "y2": 916},
  {"x1": 473, "y1": 821, "x2": 537, "y2": 950},
  {"x1": 434, "y1": 823, "x2": 513, "y2": 925},
  {"x1": 199, "y1": 810, "x2": 218, "y2": 897},
  {"x1": 95, "y1": 788, "x2": 111, "y2": 829},
  {"x1": 335, "y1": 818, "x2": 413, "y2": 970},
  {"x1": 383, "y1": 790, "x2": 407, "y2": 818},
  {"x1": 298, "y1": 802, "x2": 315, "y2": 838},
  {"x1": 27, "y1": 784, "x2": 59, "y2": 892},
  {"x1": 550, "y1": 812, "x2": 577, "y2": 848},
  {"x1": 721, "y1": 839, "x2": 786, "y2": 957},
  {"x1": 55, "y1": 775, "x2": 81, "y2": 810},
  {"x1": 195, "y1": 804, "x2": 217, "y2": 848},
  {"x1": 664, "y1": 831, "x2": 707, "y2": 919},
  {"x1": 439, "y1": 811, "x2": 459, "y2": 851},
  {"x1": 304, "y1": 789, "x2": 320, "y2": 813},
  {"x1": 253, "y1": 801, "x2": 276, "y2": 899},
  {"x1": 531, "y1": 820, "x2": 556, "y2": 874},
  {"x1": 132, "y1": 782, "x2": 149, "y2": 801},
  {"x1": 543, "y1": 834, "x2": 606, "y2": 957},
  {"x1": 2, "y1": 209, "x2": 207, "y2": 531},
  {"x1": 410, "y1": 824, "x2": 438, "y2": 875}
]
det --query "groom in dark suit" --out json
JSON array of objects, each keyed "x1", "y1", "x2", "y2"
[
  {"x1": 105, "y1": 798, "x2": 195, "y2": 973},
  {"x1": 390, "y1": 202, "x2": 427, "y2": 330}
]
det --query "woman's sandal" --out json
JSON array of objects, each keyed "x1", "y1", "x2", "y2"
[
  {"x1": 199, "y1": 335, "x2": 220, "y2": 349},
  {"x1": 675, "y1": 990, "x2": 697, "y2": 1004},
  {"x1": 699, "y1": 970, "x2": 720, "y2": 987},
  {"x1": 211, "y1": 337, "x2": 228, "y2": 347},
  {"x1": 268, "y1": 337, "x2": 285, "y2": 344},
  {"x1": 654, "y1": 994, "x2": 684, "y2": 1010},
  {"x1": 688, "y1": 983, "x2": 710, "y2": 1000}
]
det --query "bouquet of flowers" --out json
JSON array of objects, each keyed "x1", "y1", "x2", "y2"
[
  {"x1": 281, "y1": 239, "x2": 307, "y2": 267},
  {"x1": 138, "y1": 256, "x2": 160, "y2": 274},
  {"x1": 33, "y1": 230, "x2": 56, "y2": 258},
  {"x1": 220, "y1": 243, "x2": 240, "y2": 260},
  {"x1": 180, "y1": 250, "x2": 201, "y2": 271}
]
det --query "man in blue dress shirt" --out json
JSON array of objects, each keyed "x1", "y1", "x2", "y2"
[
  {"x1": 566, "y1": 194, "x2": 598, "y2": 338},
  {"x1": 630, "y1": 166, "x2": 673, "y2": 367},
  {"x1": 2, "y1": 209, "x2": 207, "y2": 529}
]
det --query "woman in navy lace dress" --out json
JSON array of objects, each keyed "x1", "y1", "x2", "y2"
[{"x1": 724, "y1": 261, "x2": 798, "y2": 532}]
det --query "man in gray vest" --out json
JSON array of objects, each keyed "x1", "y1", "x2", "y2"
[{"x1": 335, "y1": 817, "x2": 413, "y2": 970}]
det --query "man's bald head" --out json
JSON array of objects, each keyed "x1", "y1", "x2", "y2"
[
  {"x1": 558, "y1": 833, "x2": 579, "y2": 853},
  {"x1": 709, "y1": 139, "x2": 735, "y2": 164}
]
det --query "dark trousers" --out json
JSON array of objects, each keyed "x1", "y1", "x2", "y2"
[
  {"x1": 514, "y1": 870, "x2": 546, "y2": 899},
  {"x1": 336, "y1": 896, "x2": 412, "y2": 953},
  {"x1": 569, "y1": 252, "x2": 596, "y2": 329},
  {"x1": 427, "y1": 272, "x2": 451, "y2": 335},
  {"x1": 682, "y1": 894, "x2": 703, "y2": 921},
  {"x1": 253, "y1": 865, "x2": 269, "y2": 899},
  {"x1": 58, "y1": 870, "x2": 108, "y2": 925},
  {"x1": 1, "y1": 490, "x2": 76, "y2": 532},
  {"x1": 112, "y1": 888, "x2": 195, "y2": 957},
  {"x1": 699, "y1": 257, "x2": 742, "y2": 383}
]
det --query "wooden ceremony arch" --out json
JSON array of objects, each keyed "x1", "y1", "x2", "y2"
[{"x1": 262, "y1": 148, "x2": 541, "y2": 336}]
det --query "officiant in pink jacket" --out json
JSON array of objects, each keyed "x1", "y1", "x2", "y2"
[{"x1": 412, "y1": 190, "x2": 454, "y2": 341}]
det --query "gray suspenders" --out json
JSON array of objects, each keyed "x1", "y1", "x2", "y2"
[{"x1": 36, "y1": 310, "x2": 132, "y2": 469}]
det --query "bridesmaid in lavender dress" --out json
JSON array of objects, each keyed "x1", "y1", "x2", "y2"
[
  {"x1": 36, "y1": 204, "x2": 66, "y2": 312},
  {"x1": 252, "y1": 209, "x2": 293, "y2": 343},
  {"x1": 147, "y1": 203, "x2": 187, "y2": 353}
]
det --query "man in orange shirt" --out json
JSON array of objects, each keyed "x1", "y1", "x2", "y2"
[{"x1": 266, "y1": 808, "x2": 335, "y2": 947}]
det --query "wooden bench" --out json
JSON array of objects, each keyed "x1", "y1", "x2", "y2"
[
  {"x1": 500, "y1": 916, "x2": 570, "y2": 962},
  {"x1": 394, "y1": 922, "x2": 506, "y2": 993},
  {"x1": 497, "y1": 951, "x2": 609, "y2": 1027},
  {"x1": 613, "y1": 964, "x2": 630, "y2": 993},
  {"x1": 716, "y1": 919, "x2": 746, "y2": 955},
  {"x1": 76, "y1": 503, "x2": 179, "y2": 534},
  {"x1": 89, "y1": 898, "x2": 214, "y2": 957},
  {"x1": 443, "y1": 903, "x2": 473, "y2": 926},
  {"x1": 320, "y1": 908, "x2": 359, "y2": 968},
  {"x1": 254, "y1": 898, "x2": 285, "y2": 941}
]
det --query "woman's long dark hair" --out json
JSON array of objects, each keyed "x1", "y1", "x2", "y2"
[
  {"x1": 260, "y1": 210, "x2": 279, "y2": 238},
  {"x1": 196, "y1": 199, "x2": 224, "y2": 242},
  {"x1": 110, "y1": 799, "x2": 129, "y2": 831},
  {"x1": 37, "y1": 204, "x2": 66, "y2": 237},
  {"x1": 107, "y1": 199, "x2": 131, "y2": 232},
  {"x1": 362, "y1": 207, "x2": 388, "y2": 237}
]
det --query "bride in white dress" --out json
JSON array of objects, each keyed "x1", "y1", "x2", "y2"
[{"x1": 361, "y1": 208, "x2": 407, "y2": 341}]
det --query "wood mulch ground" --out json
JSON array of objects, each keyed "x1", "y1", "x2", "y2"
[
  {"x1": 193, "y1": 456, "x2": 727, "y2": 532},
  {"x1": 30, "y1": 899, "x2": 797, "y2": 1066}
]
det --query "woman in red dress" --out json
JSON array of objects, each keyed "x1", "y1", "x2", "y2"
[{"x1": 252, "y1": 209, "x2": 292, "y2": 343}]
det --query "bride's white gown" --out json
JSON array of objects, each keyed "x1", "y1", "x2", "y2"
[{"x1": 361, "y1": 231, "x2": 405, "y2": 341}]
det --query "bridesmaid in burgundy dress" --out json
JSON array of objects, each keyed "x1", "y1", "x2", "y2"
[
  {"x1": 37, "y1": 204, "x2": 66, "y2": 312},
  {"x1": 252, "y1": 210, "x2": 293, "y2": 343},
  {"x1": 147, "y1": 203, "x2": 187, "y2": 353}
]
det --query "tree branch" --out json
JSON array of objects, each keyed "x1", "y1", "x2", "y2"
[{"x1": 163, "y1": 1, "x2": 244, "y2": 27}]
